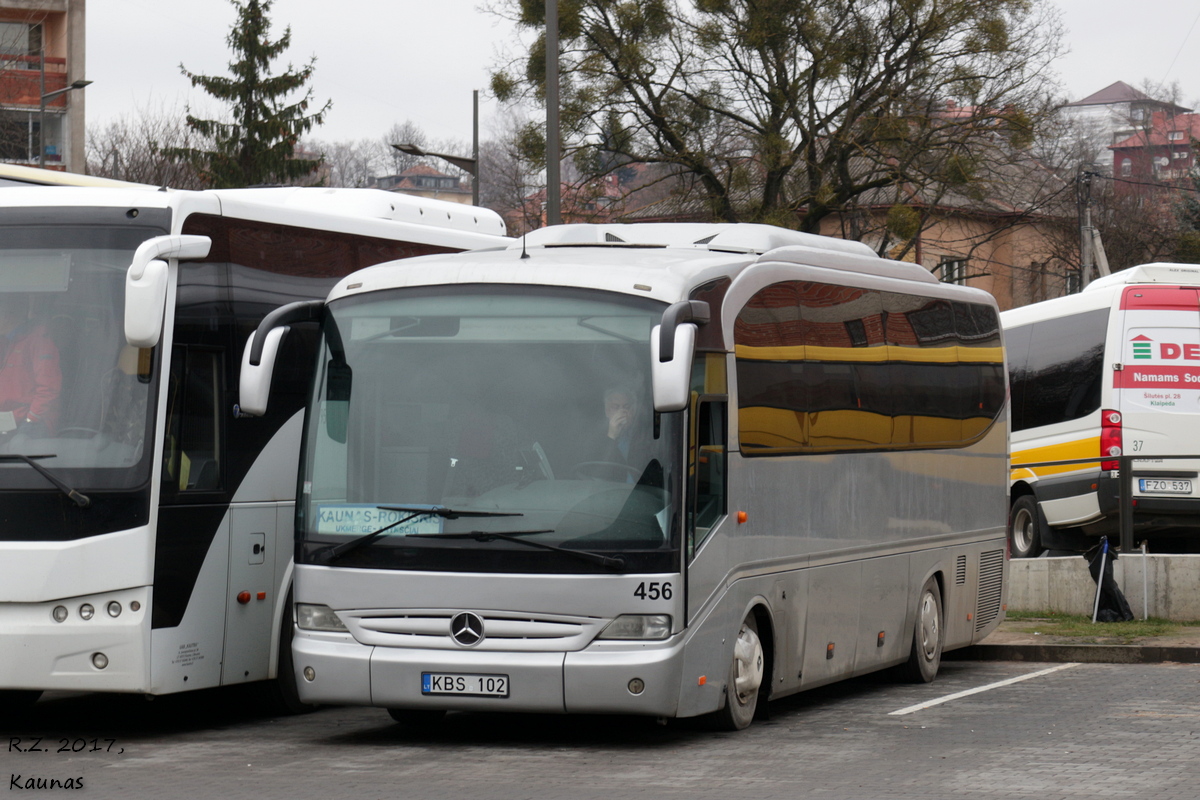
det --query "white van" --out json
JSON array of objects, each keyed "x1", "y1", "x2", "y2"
[{"x1": 1002, "y1": 263, "x2": 1200, "y2": 557}]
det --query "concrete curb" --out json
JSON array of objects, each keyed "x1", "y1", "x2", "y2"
[{"x1": 947, "y1": 643, "x2": 1200, "y2": 664}]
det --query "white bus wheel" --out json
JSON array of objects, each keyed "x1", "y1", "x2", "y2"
[
  {"x1": 713, "y1": 615, "x2": 764, "y2": 731},
  {"x1": 1009, "y1": 496, "x2": 1042, "y2": 559},
  {"x1": 902, "y1": 577, "x2": 944, "y2": 684},
  {"x1": 387, "y1": 708, "x2": 447, "y2": 727}
]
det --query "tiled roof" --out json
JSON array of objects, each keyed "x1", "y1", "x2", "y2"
[
  {"x1": 1110, "y1": 112, "x2": 1200, "y2": 149},
  {"x1": 1064, "y1": 81, "x2": 1191, "y2": 112}
]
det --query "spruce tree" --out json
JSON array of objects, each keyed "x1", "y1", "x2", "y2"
[{"x1": 171, "y1": 0, "x2": 330, "y2": 187}]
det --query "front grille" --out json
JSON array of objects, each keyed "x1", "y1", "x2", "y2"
[{"x1": 341, "y1": 609, "x2": 605, "y2": 652}]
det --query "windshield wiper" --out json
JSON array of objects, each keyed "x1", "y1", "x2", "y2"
[
  {"x1": 407, "y1": 530, "x2": 626, "y2": 570},
  {"x1": 0, "y1": 454, "x2": 89, "y2": 508},
  {"x1": 312, "y1": 505, "x2": 523, "y2": 565}
]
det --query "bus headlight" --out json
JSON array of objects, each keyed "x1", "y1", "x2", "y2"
[
  {"x1": 597, "y1": 614, "x2": 671, "y2": 640},
  {"x1": 295, "y1": 603, "x2": 348, "y2": 632}
]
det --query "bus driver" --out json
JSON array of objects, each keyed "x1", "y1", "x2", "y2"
[{"x1": 0, "y1": 294, "x2": 61, "y2": 438}]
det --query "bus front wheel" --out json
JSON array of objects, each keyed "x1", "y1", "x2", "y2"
[
  {"x1": 267, "y1": 587, "x2": 317, "y2": 715},
  {"x1": 1009, "y1": 496, "x2": 1042, "y2": 558},
  {"x1": 713, "y1": 615, "x2": 764, "y2": 731},
  {"x1": 902, "y1": 577, "x2": 944, "y2": 683}
]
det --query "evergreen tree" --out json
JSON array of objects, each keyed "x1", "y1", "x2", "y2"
[{"x1": 170, "y1": 0, "x2": 330, "y2": 187}]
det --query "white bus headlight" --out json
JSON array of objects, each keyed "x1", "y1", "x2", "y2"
[
  {"x1": 598, "y1": 614, "x2": 671, "y2": 640},
  {"x1": 296, "y1": 603, "x2": 348, "y2": 632}
]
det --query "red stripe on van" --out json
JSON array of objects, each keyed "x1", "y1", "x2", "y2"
[
  {"x1": 1114, "y1": 364, "x2": 1200, "y2": 388},
  {"x1": 1121, "y1": 286, "x2": 1200, "y2": 310}
]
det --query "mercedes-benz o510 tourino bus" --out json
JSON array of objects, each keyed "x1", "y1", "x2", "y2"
[
  {"x1": 1004, "y1": 263, "x2": 1200, "y2": 557},
  {"x1": 243, "y1": 223, "x2": 1009, "y2": 730},
  {"x1": 0, "y1": 185, "x2": 507, "y2": 713}
]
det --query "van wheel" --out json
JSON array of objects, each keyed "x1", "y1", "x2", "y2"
[
  {"x1": 387, "y1": 708, "x2": 447, "y2": 726},
  {"x1": 901, "y1": 577, "x2": 944, "y2": 684},
  {"x1": 1009, "y1": 496, "x2": 1042, "y2": 558},
  {"x1": 712, "y1": 615, "x2": 764, "y2": 731}
]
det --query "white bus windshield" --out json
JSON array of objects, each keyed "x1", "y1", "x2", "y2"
[
  {"x1": 299, "y1": 286, "x2": 683, "y2": 574},
  {"x1": 0, "y1": 225, "x2": 162, "y2": 492}
]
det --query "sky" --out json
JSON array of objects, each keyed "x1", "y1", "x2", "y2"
[{"x1": 84, "y1": 0, "x2": 1200, "y2": 148}]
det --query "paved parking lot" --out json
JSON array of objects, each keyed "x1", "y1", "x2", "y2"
[{"x1": 4, "y1": 660, "x2": 1199, "y2": 799}]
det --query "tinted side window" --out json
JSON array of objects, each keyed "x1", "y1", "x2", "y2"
[
  {"x1": 735, "y1": 281, "x2": 1004, "y2": 455},
  {"x1": 1009, "y1": 308, "x2": 1109, "y2": 431}
]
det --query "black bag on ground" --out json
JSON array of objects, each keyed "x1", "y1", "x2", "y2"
[{"x1": 1084, "y1": 537, "x2": 1134, "y2": 622}]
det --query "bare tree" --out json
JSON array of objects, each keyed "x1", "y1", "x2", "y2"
[{"x1": 86, "y1": 104, "x2": 210, "y2": 189}]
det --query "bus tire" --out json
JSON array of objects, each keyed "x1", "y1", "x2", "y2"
[
  {"x1": 387, "y1": 708, "x2": 447, "y2": 727},
  {"x1": 1009, "y1": 495, "x2": 1042, "y2": 559},
  {"x1": 902, "y1": 577, "x2": 944, "y2": 684},
  {"x1": 0, "y1": 690, "x2": 42, "y2": 715},
  {"x1": 712, "y1": 615, "x2": 764, "y2": 731},
  {"x1": 267, "y1": 587, "x2": 317, "y2": 715}
]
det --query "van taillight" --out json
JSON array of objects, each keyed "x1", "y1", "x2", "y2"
[{"x1": 1101, "y1": 409, "x2": 1122, "y2": 471}]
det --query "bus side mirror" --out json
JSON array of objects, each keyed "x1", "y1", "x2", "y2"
[
  {"x1": 652, "y1": 299, "x2": 709, "y2": 412},
  {"x1": 239, "y1": 327, "x2": 288, "y2": 417},
  {"x1": 237, "y1": 300, "x2": 325, "y2": 418},
  {"x1": 124, "y1": 235, "x2": 212, "y2": 348},
  {"x1": 651, "y1": 323, "x2": 696, "y2": 412}
]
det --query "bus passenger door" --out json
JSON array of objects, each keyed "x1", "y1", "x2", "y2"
[{"x1": 686, "y1": 396, "x2": 729, "y2": 623}]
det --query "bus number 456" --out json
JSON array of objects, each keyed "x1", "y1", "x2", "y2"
[{"x1": 634, "y1": 582, "x2": 672, "y2": 600}]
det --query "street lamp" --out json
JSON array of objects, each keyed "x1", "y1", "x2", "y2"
[
  {"x1": 38, "y1": 73, "x2": 91, "y2": 169},
  {"x1": 391, "y1": 92, "x2": 482, "y2": 205}
]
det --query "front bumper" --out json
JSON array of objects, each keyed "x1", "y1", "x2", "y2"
[
  {"x1": 0, "y1": 586, "x2": 150, "y2": 693},
  {"x1": 293, "y1": 629, "x2": 685, "y2": 717}
]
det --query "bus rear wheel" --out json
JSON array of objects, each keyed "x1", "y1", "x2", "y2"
[
  {"x1": 712, "y1": 615, "x2": 764, "y2": 731},
  {"x1": 901, "y1": 577, "x2": 944, "y2": 683},
  {"x1": 1009, "y1": 496, "x2": 1042, "y2": 558}
]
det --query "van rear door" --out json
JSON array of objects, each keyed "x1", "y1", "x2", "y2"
[{"x1": 1116, "y1": 286, "x2": 1200, "y2": 496}]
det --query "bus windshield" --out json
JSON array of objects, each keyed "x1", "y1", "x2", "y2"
[
  {"x1": 299, "y1": 285, "x2": 683, "y2": 574},
  {"x1": 0, "y1": 224, "x2": 163, "y2": 492}
]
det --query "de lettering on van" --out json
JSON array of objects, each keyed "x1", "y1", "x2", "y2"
[
  {"x1": 1131, "y1": 336, "x2": 1200, "y2": 360},
  {"x1": 1158, "y1": 343, "x2": 1200, "y2": 359}
]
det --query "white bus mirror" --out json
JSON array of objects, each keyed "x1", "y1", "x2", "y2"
[
  {"x1": 239, "y1": 328, "x2": 288, "y2": 417},
  {"x1": 652, "y1": 323, "x2": 696, "y2": 411},
  {"x1": 124, "y1": 235, "x2": 212, "y2": 348},
  {"x1": 125, "y1": 259, "x2": 169, "y2": 348},
  {"x1": 238, "y1": 300, "x2": 325, "y2": 418}
]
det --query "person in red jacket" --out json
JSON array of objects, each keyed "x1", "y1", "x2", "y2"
[{"x1": 0, "y1": 294, "x2": 61, "y2": 438}]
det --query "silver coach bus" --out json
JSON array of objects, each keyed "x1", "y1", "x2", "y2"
[{"x1": 242, "y1": 223, "x2": 1009, "y2": 730}]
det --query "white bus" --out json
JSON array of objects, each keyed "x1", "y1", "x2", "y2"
[
  {"x1": 243, "y1": 223, "x2": 1009, "y2": 729},
  {"x1": 0, "y1": 185, "x2": 507, "y2": 712},
  {"x1": 1004, "y1": 263, "x2": 1200, "y2": 557}
]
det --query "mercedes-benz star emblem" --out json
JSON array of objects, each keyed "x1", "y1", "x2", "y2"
[{"x1": 450, "y1": 612, "x2": 485, "y2": 647}]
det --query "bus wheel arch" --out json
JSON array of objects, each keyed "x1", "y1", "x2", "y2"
[
  {"x1": 901, "y1": 574, "x2": 945, "y2": 683},
  {"x1": 712, "y1": 604, "x2": 772, "y2": 730},
  {"x1": 266, "y1": 585, "x2": 317, "y2": 715}
]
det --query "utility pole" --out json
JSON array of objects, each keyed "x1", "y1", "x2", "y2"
[
  {"x1": 545, "y1": 0, "x2": 561, "y2": 226},
  {"x1": 1077, "y1": 170, "x2": 1094, "y2": 290},
  {"x1": 472, "y1": 90, "x2": 479, "y2": 207}
]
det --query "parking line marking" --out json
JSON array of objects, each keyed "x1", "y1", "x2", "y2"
[{"x1": 888, "y1": 663, "x2": 1080, "y2": 716}]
